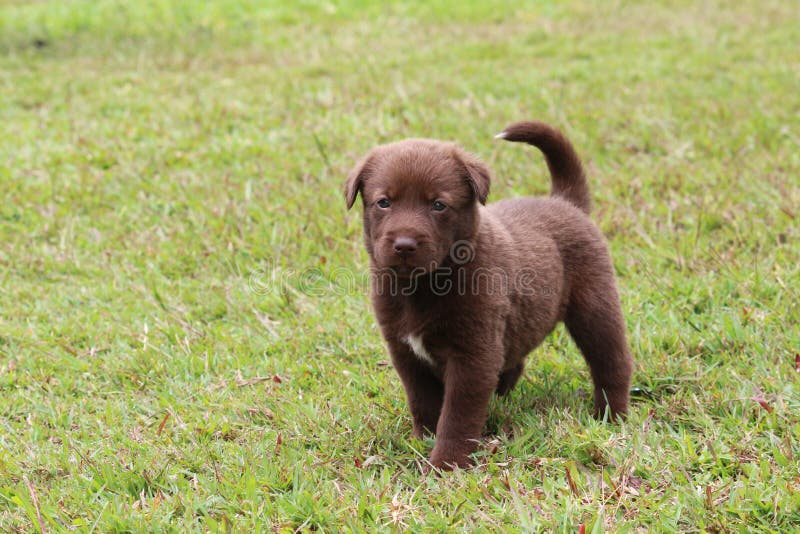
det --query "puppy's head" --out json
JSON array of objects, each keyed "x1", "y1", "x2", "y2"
[{"x1": 345, "y1": 139, "x2": 490, "y2": 276}]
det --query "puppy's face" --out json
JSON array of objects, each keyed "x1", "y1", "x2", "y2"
[{"x1": 346, "y1": 140, "x2": 491, "y2": 276}]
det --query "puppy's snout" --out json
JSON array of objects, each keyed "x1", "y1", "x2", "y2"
[{"x1": 393, "y1": 236, "x2": 418, "y2": 257}]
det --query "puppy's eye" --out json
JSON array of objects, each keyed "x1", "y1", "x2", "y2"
[
  {"x1": 376, "y1": 198, "x2": 391, "y2": 209},
  {"x1": 432, "y1": 200, "x2": 447, "y2": 212}
]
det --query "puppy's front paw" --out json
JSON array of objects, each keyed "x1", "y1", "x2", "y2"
[{"x1": 428, "y1": 439, "x2": 475, "y2": 471}]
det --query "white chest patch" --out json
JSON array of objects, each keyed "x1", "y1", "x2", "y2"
[{"x1": 405, "y1": 334, "x2": 435, "y2": 366}]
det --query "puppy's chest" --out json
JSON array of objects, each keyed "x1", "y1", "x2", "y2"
[
  {"x1": 389, "y1": 308, "x2": 446, "y2": 368},
  {"x1": 403, "y1": 333, "x2": 436, "y2": 367},
  {"x1": 397, "y1": 310, "x2": 454, "y2": 368},
  {"x1": 375, "y1": 295, "x2": 465, "y2": 367}
]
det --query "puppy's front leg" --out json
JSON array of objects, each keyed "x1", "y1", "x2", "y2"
[
  {"x1": 429, "y1": 353, "x2": 501, "y2": 470},
  {"x1": 388, "y1": 341, "x2": 444, "y2": 438}
]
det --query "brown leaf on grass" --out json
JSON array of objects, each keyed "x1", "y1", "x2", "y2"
[
  {"x1": 236, "y1": 376, "x2": 272, "y2": 387},
  {"x1": 152, "y1": 490, "x2": 164, "y2": 509},
  {"x1": 526, "y1": 457, "x2": 561, "y2": 467},
  {"x1": 795, "y1": 353, "x2": 799, "y2": 373},
  {"x1": 194, "y1": 427, "x2": 239, "y2": 442},
  {"x1": 611, "y1": 470, "x2": 645, "y2": 499},
  {"x1": 275, "y1": 432, "x2": 282, "y2": 455},
  {"x1": 236, "y1": 374, "x2": 284, "y2": 387},
  {"x1": 750, "y1": 393, "x2": 773, "y2": 413},
  {"x1": 485, "y1": 437, "x2": 501, "y2": 457},
  {"x1": 362, "y1": 455, "x2": 380, "y2": 467},
  {"x1": 627, "y1": 475, "x2": 644, "y2": 491},
  {"x1": 157, "y1": 412, "x2": 170, "y2": 436},
  {"x1": 565, "y1": 465, "x2": 579, "y2": 497},
  {"x1": 354, "y1": 456, "x2": 362, "y2": 468},
  {"x1": 500, "y1": 415, "x2": 513, "y2": 437},
  {"x1": 129, "y1": 426, "x2": 145, "y2": 443},
  {"x1": 24, "y1": 476, "x2": 47, "y2": 534},
  {"x1": 246, "y1": 407, "x2": 274, "y2": 421}
]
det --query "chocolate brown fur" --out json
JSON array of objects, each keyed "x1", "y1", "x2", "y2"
[{"x1": 345, "y1": 121, "x2": 633, "y2": 470}]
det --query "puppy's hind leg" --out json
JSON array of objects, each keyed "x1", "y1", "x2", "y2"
[
  {"x1": 496, "y1": 363, "x2": 524, "y2": 396},
  {"x1": 564, "y1": 283, "x2": 633, "y2": 419}
]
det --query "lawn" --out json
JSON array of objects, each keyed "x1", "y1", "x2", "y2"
[{"x1": 1, "y1": 0, "x2": 799, "y2": 531}]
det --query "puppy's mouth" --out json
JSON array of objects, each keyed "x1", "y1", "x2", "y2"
[
  {"x1": 388, "y1": 262, "x2": 431, "y2": 277},
  {"x1": 376, "y1": 255, "x2": 443, "y2": 278},
  {"x1": 376, "y1": 253, "x2": 432, "y2": 273}
]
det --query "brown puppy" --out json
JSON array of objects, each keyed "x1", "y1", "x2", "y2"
[{"x1": 345, "y1": 121, "x2": 633, "y2": 470}]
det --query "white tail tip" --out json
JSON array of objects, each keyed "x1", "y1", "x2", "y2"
[{"x1": 494, "y1": 131, "x2": 507, "y2": 140}]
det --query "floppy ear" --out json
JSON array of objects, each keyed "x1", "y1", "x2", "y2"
[
  {"x1": 344, "y1": 151, "x2": 375, "y2": 210},
  {"x1": 453, "y1": 148, "x2": 491, "y2": 204}
]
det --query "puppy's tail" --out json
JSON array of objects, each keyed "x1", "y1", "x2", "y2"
[{"x1": 495, "y1": 121, "x2": 591, "y2": 214}]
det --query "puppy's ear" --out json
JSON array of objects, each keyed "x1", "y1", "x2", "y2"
[
  {"x1": 453, "y1": 148, "x2": 491, "y2": 204},
  {"x1": 344, "y1": 152, "x2": 375, "y2": 210}
]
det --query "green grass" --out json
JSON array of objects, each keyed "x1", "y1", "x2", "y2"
[{"x1": 1, "y1": 0, "x2": 799, "y2": 530}]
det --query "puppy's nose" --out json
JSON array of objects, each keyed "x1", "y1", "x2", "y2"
[{"x1": 393, "y1": 237, "x2": 418, "y2": 256}]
